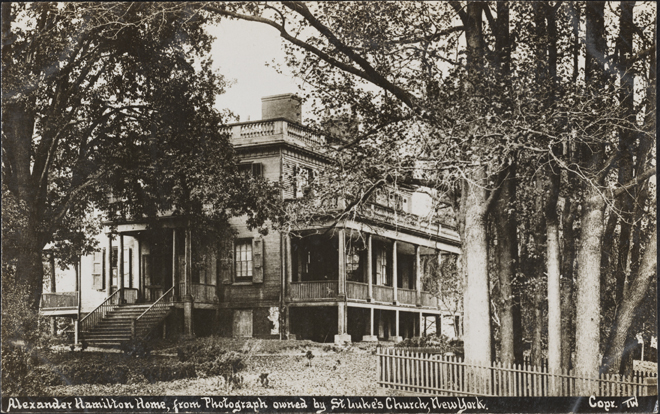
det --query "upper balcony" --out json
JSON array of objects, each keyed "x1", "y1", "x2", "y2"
[
  {"x1": 362, "y1": 203, "x2": 460, "y2": 244},
  {"x1": 221, "y1": 118, "x2": 325, "y2": 150}
]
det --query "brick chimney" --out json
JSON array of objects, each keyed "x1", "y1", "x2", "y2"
[{"x1": 261, "y1": 94, "x2": 302, "y2": 123}]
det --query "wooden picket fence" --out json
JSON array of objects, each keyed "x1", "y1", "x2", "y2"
[{"x1": 378, "y1": 348, "x2": 658, "y2": 397}]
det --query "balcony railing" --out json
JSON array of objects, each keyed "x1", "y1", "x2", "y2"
[
  {"x1": 289, "y1": 281, "x2": 338, "y2": 300},
  {"x1": 221, "y1": 118, "x2": 326, "y2": 147},
  {"x1": 347, "y1": 281, "x2": 368, "y2": 300},
  {"x1": 363, "y1": 203, "x2": 460, "y2": 241},
  {"x1": 397, "y1": 288, "x2": 416, "y2": 305},
  {"x1": 373, "y1": 285, "x2": 394, "y2": 303},
  {"x1": 288, "y1": 281, "x2": 438, "y2": 308}
]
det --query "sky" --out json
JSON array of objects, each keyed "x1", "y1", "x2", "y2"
[{"x1": 207, "y1": 19, "x2": 305, "y2": 122}]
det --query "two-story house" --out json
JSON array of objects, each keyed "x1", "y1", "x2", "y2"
[{"x1": 40, "y1": 94, "x2": 462, "y2": 346}]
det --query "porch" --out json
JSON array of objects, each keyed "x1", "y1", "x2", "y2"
[{"x1": 289, "y1": 281, "x2": 439, "y2": 308}]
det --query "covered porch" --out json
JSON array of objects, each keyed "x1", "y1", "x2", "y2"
[
  {"x1": 284, "y1": 226, "x2": 460, "y2": 343},
  {"x1": 100, "y1": 220, "x2": 219, "y2": 307}
]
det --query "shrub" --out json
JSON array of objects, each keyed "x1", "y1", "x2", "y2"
[{"x1": 396, "y1": 334, "x2": 464, "y2": 357}]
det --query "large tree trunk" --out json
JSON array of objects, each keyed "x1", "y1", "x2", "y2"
[
  {"x1": 3, "y1": 98, "x2": 43, "y2": 311},
  {"x1": 574, "y1": 2, "x2": 607, "y2": 384},
  {"x1": 601, "y1": 229, "x2": 657, "y2": 374},
  {"x1": 462, "y1": 167, "x2": 491, "y2": 366},
  {"x1": 546, "y1": 168, "x2": 561, "y2": 378},
  {"x1": 560, "y1": 198, "x2": 577, "y2": 371},
  {"x1": 492, "y1": 162, "x2": 520, "y2": 365},
  {"x1": 460, "y1": 2, "x2": 492, "y2": 368},
  {"x1": 575, "y1": 188, "x2": 606, "y2": 379}
]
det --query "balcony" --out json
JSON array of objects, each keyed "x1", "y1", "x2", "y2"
[
  {"x1": 289, "y1": 281, "x2": 438, "y2": 309},
  {"x1": 289, "y1": 281, "x2": 338, "y2": 301},
  {"x1": 221, "y1": 118, "x2": 325, "y2": 149},
  {"x1": 362, "y1": 203, "x2": 460, "y2": 242}
]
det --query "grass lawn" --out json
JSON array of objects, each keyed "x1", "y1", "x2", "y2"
[{"x1": 43, "y1": 337, "x2": 394, "y2": 396}]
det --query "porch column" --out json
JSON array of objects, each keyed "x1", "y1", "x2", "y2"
[
  {"x1": 118, "y1": 234, "x2": 124, "y2": 303},
  {"x1": 285, "y1": 234, "x2": 293, "y2": 289},
  {"x1": 389, "y1": 309, "x2": 401, "y2": 342},
  {"x1": 49, "y1": 252, "x2": 56, "y2": 336},
  {"x1": 392, "y1": 241, "x2": 398, "y2": 303},
  {"x1": 362, "y1": 306, "x2": 378, "y2": 342},
  {"x1": 338, "y1": 228, "x2": 346, "y2": 296},
  {"x1": 335, "y1": 303, "x2": 351, "y2": 344},
  {"x1": 366, "y1": 234, "x2": 373, "y2": 301},
  {"x1": 415, "y1": 245, "x2": 422, "y2": 306},
  {"x1": 419, "y1": 312, "x2": 425, "y2": 337},
  {"x1": 183, "y1": 227, "x2": 193, "y2": 336},
  {"x1": 137, "y1": 238, "x2": 142, "y2": 300},
  {"x1": 172, "y1": 228, "x2": 177, "y2": 298},
  {"x1": 106, "y1": 233, "x2": 112, "y2": 297},
  {"x1": 184, "y1": 227, "x2": 192, "y2": 297}
]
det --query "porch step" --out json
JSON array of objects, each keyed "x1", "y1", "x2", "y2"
[{"x1": 80, "y1": 303, "x2": 173, "y2": 349}]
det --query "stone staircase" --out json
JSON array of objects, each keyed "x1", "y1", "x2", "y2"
[{"x1": 81, "y1": 303, "x2": 173, "y2": 348}]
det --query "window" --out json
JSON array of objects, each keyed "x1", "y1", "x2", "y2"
[
  {"x1": 238, "y1": 163, "x2": 263, "y2": 178},
  {"x1": 235, "y1": 240, "x2": 253, "y2": 281},
  {"x1": 346, "y1": 245, "x2": 363, "y2": 282},
  {"x1": 294, "y1": 165, "x2": 315, "y2": 198}
]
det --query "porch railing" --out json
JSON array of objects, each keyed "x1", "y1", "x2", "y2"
[
  {"x1": 80, "y1": 289, "x2": 121, "y2": 332},
  {"x1": 397, "y1": 288, "x2": 416, "y2": 305},
  {"x1": 132, "y1": 286, "x2": 175, "y2": 339},
  {"x1": 289, "y1": 281, "x2": 338, "y2": 300},
  {"x1": 347, "y1": 281, "x2": 368, "y2": 300},
  {"x1": 373, "y1": 285, "x2": 394, "y2": 303},
  {"x1": 40, "y1": 292, "x2": 78, "y2": 309}
]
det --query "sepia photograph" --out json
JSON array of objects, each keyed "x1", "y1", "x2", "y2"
[{"x1": 2, "y1": 1, "x2": 657, "y2": 412}]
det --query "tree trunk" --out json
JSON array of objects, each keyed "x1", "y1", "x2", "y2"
[
  {"x1": 491, "y1": 162, "x2": 520, "y2": 365},
  {"x1": 462, "y1": 167, "x2": 491, "y2": 366},
  {"x1": 574, "y1": 188, "x2": 606, "y2": 379},
  {"x1": 560, "y1": 198, "x2": 577, "y2": 371},
  {"x1": 601, "y1": 229, "x2": 656, "y2": 374},
  {"x1": 546, "y1": 168, "x2": 561, "y2": 377},
  {"x1": 574, "y1": 1, "x2": 607, "y2": 384}
]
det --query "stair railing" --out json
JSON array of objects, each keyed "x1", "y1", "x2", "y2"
[
  {"x1": 80, "y1": 289, "x2": 121, "y2": 332},
  {"x1": 131, "y1": 286, "x2": 175, "y2": 340}
]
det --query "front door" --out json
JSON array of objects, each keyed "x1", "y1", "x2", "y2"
[{"x1": 233, "y1": 309, "x2": 253, "y2": 338}]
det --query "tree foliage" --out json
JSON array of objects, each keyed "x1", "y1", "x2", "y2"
[
  {"x1": 2, "y1": 3, "x2": 279, "y2": 319},
  {"x1": 205, "y1": 1, "x2": 656, "y2": 376}
]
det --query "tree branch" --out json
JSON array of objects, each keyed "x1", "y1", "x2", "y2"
[{"x1": 611, "y1": 167, "x2": 656, "y2": 198}]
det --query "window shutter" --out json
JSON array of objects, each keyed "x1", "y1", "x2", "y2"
[
  {"x1": 252, "y1": 237, "x2": 264, "y2": 283},
  {"x1": 92, "y1": 251, "x2": 103, "y2": 290},
  {"x1": 220, "y1": 238, "x2": 234, "y2": 284},
  {"x1": 252, "y1": 163, "x2": 263, "y2": 178},
  {"x1": 102, "y1": 249, "x2": 106, "y2": 290}
]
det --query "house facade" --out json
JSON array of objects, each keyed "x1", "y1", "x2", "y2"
[{"x1": 40, "y1": 94, "x2": 462, "y2": 345}]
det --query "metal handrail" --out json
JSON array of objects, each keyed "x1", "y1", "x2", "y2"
[
  {"x1": 132, "y1": 286, "x2": 175, "y2": 339},
  {"x1": 80, "y1": 289, "x2": 121, "y2": 332}
]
